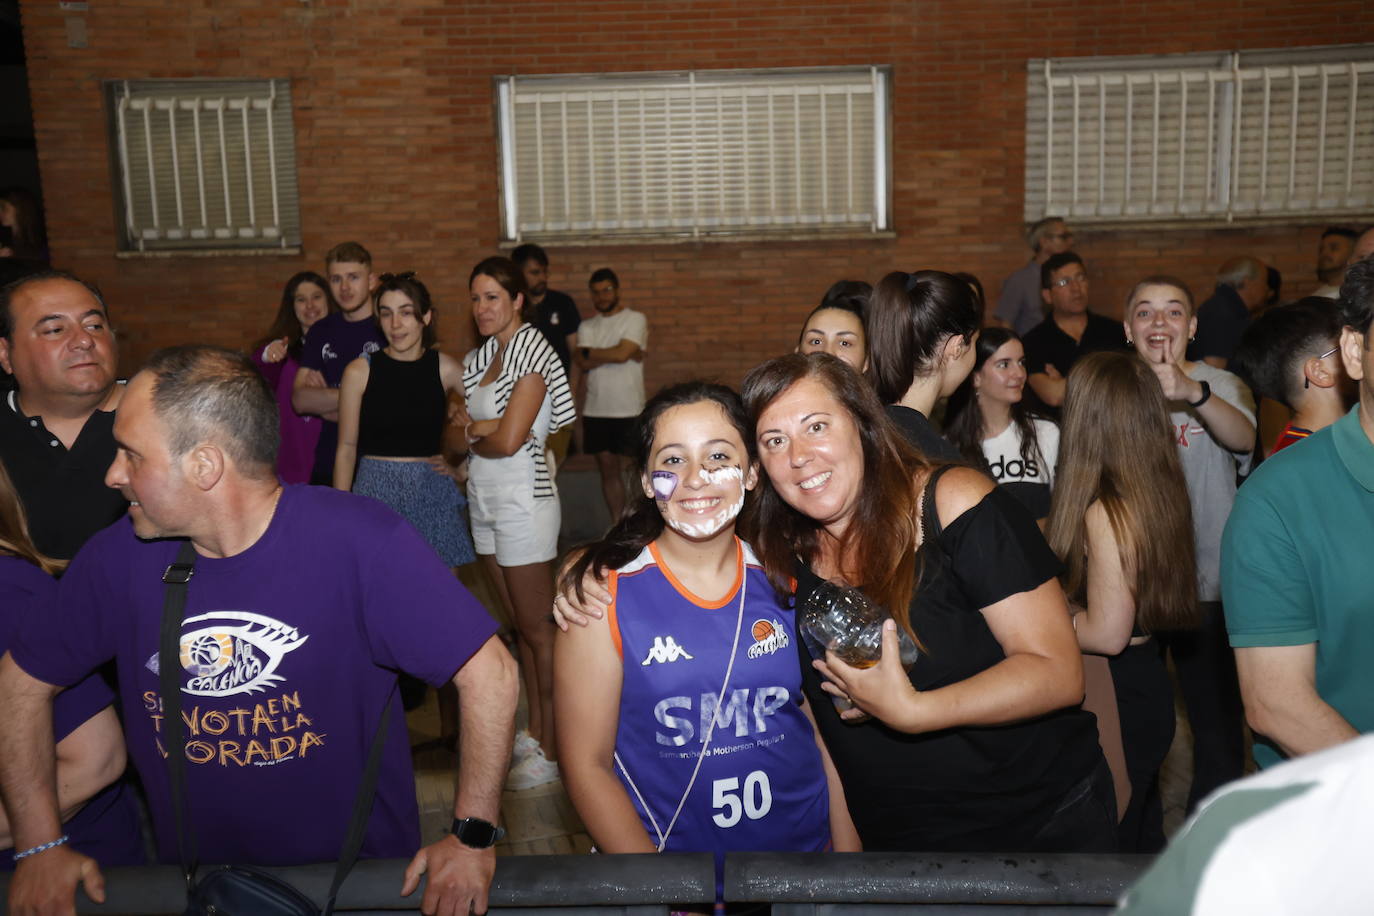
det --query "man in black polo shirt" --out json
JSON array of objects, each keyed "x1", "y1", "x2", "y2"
[
  {"x1": 514, "y1": 242, "x2": 581, "y2": 466},
  {"x1": 0, "y1": 271, "x2": 127, "y2": 559},
  {"x1": 1022, "y1": 252, "x2": 1128, "y2": 415},
  {"x1": 1186, "y1": 255, "x2": 1268, "y2": 370}
]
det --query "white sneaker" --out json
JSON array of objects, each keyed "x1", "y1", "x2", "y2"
[
  {"x1": 512, "y1": 729, "x2": 540, "y2": 761},
  {"x1": 506, "y1": 747, "x2": 560, "y2": 791}
]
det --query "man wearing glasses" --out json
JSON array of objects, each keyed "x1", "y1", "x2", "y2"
[
  {"x1": 1221, "y1": 256, "x2": 1374, "y2": 771},
  {"x1": 995, "y1": 217, "x2": 1076, "y2": 334},
  {"x1": 1021, "y1": 251, "x2": 1129, "y2": 414}
]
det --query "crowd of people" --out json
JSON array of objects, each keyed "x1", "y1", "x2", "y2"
[{"x1": 0, "y1": 216, "x2": 1372, "y2": 914}]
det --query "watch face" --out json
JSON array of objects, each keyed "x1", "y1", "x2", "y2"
[{"x1": 453, "y1": 817, "x2": 502, "y2": 847}]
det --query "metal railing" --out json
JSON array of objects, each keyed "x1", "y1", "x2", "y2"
[
  {"x1": 108, "y1": 78, "x2": 300, "y2": 251},
  {"x1": 0, "y1": 852, "x2": 1152, "y2": 914}
]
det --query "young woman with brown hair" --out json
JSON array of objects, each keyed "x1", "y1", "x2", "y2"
[
  {"x1": 741, "y1": 351, "x2": 1113, "y2": 853},
  {"x1": 945, "y1": 326, "x2": 1059, "y2": 521},
  {"x1": 463, "y1": 256, "x2": 575, "y2": 790},
  {"x1": 1046, "y1": 350, "x2": 1199, "y2": 852},
  {"x1": 864, "y1": 270, "x2": 980, "y2": 461}
]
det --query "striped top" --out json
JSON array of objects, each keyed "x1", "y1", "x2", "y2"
[
  {"x1": 462, "y1": 324, "x2": 575, "y2": 498},
  {"x1": 1272, "y1": 422, "x2": 1314, "y2": 454}
]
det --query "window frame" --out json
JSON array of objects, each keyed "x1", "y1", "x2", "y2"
[
  {"x1": 103, "y1": 77, "x2": 303, "y2": 257},
  {"x1": 1024, "y1": 43, "x2": 1374, "y2": 229},
  {"x1": 494, "y1": 66, "x2": 894, "y2": 246}
]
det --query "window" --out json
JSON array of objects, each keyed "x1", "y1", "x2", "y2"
[
  {"x1": 1024, "y1": 44, "x2": 1374, "y2": 225},
  {"x1": 496, "y1": 67, "x2": 891, "y2": 243},
  {"x1": 105, "y1": 79, "x2": 302, "y2": 253}
]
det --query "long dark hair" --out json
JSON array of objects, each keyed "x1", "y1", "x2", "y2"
[
  {"x1": 865, "y1": 270, "x2": 981, "y2": 404},
  {"x1": 0, "y1": 458, "x2": 63, "y2": 575},
  {"x1": 560, "y1": 381, "x2": 755, "y2": 599},
  {"x1": 253, "y1": 271, "x2": 339, "y2": 359},
  {"x1": 1045, "y1": 352, "x2": 1198, "y2": 634},
  {"x1": 945, "y1": 327, "x2": 1047, "y2": 474},
  {"x1": 742, "y1": 352, "x2": 929, "y2": 642}
]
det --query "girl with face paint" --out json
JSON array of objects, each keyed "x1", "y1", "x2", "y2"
[{"x1": 554, "y1": 382, "x2": 857, "y2": 898}]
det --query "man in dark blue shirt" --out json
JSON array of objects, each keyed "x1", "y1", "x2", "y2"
[{"x1": 514, "y1": 243, "x2": 581, "y2": 466}]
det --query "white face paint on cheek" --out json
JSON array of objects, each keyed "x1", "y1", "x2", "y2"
[{"x1": 663, "y1": 465, "x2": 746, "y2": 539}]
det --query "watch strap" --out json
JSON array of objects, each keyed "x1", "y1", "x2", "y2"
[
  {"x1": 451, "y1": 816, "x2": 506, "y2": 848},
  {"x1": 1188, "y1": 379, "x2": 1211, "y2": 408}
]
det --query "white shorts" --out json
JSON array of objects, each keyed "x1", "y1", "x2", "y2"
[{"x1": 467, "y1": 460, "x2": 560, "y2": 567}]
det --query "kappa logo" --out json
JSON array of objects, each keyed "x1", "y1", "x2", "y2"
[
  {"x1": 746, "y1": 619, "x2": 789, "y2": 659},
  {"x1": 641, "y1": 636, "x2": 693, "y2": 666}
]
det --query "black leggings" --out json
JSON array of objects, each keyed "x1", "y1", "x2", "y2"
[
  {"x1": 1110, "y1": 640, "x2": 1176, "y2": 852},
  {"x1": 1158, "y1": 600, "x2": 1246, "y2": 811}
]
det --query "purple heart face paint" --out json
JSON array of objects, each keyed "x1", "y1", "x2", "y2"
[
  {"x1": 646, "y1": 401, "x2": 756, "y2": 543},
  {"x1": 651, "y1": 470, "x2": 678, "y2": 501}
]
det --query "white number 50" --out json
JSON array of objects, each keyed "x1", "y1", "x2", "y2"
[{"x1": 711, "y1": 770, "x2": 773, "y2": 828}]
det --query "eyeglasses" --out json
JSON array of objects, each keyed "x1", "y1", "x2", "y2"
[
  {"x1": 1052, "y1": 274, "x2": 1089, "y2": 289},
  {"x1": 1305, "y1": 345, "x2": 1340, "y2": 388}
]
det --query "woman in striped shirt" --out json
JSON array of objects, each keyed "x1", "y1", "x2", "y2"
[{"x1": 463, "y1": 256, "x2": 576, "y2": 790}]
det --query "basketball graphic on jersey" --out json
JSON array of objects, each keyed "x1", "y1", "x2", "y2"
[{"x1": 747, "y1": 618, "x2": 789, "y2": 659}]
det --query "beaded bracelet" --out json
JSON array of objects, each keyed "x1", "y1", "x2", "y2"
[{"x1": 12, "y1": 834, "x2": 69, "y2": 861}]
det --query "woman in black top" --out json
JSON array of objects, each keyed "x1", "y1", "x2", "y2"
[
  {"x1": 741, "y1": 352, "x2": 1114, "y2": 853},
  {"x1": 864, "y1": 270, "x2": 979, "y2": 463},
  {"x1": 334, "y1": 272, "x2": 474, "y2": 568}
]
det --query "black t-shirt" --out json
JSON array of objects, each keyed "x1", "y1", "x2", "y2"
[
  {"x1": 531, "y1": 289, "x2": 582, "y2": 373},
  {"x1": 795, "y1": 473, "x2": 1103, "y2": 852},
  {"x1": 0, "y1": 388, "x2": 129, "y2": 560},
  {"x1": 1186, "y1": 285, "x2": 1249, "y2": 362},
  {"x1": 1022, "y1": 312, "x2": 1128, "y2": 415},
  {"x1": 884, "y1": 404, "x2": 961, "y2": 462}
]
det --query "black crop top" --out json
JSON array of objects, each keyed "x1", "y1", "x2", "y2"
[{"x1": 357, "y1": 349, "x2": 447, "y2": 457}]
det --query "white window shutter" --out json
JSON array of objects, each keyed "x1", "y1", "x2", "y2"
[
  {"x1": 108, "y1": 79, "x2": 302, "y2": 252},
  {"x1": 1025, "y1": 45, "x2": 1374, "y2": 225},
  {"x1": 498, "y1": 68, "x2": 889, "y2": 242}
]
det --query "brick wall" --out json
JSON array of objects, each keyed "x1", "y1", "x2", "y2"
[{"x1": 18, "y1": 0, "x2": 1374, "y2": 394}]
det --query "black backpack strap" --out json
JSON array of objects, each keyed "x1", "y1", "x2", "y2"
[
  {"x1": 323, "y1": 682, "x2": 395, "y2": 915},
  {"x1": 158, "y1": 539, "x2": 200, "y2": 889},
  {"x1": 160, "y1": 539, "x2": 398, "y2": 915}
]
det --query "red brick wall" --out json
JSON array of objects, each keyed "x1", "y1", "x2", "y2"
[{"x1": 18, "y1": 0, "x2": 1374, "y2": 393}]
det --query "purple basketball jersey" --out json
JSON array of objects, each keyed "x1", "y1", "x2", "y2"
[{"x1": 608, "y1": 539, "x2": 830, "y2": 860}]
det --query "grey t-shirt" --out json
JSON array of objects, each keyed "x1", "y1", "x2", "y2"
[{"x1": 1169, "y1": 363, "x2": 1255, "y2": 601}]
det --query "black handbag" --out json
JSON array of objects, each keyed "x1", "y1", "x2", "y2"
[{"x1": 159, "y1": 540, "x2": 394, "y2": 916}]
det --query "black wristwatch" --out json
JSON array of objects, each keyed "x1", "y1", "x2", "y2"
[
  {"x1": 1188, "y1": 379, "x2": 1212, "y2": 408},
  {"x1": 451, "y1": 817, "x2": 506, "y2": 848}
]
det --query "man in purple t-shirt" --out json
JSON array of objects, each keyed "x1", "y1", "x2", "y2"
[
  {"x1": 293, "y1": 241, "x2": 385, "y2": 484},
  {"x1": 0, "y1": 346, "x2": 518, "y2": 915}
]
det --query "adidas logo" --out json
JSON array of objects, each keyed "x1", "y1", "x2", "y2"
[{"x1": 641, "y1": 636, "x2": 693, "y2": 665}]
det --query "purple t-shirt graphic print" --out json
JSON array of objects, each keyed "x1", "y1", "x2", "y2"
[{"x1": 12, "y1": 485, "x2": 498, "y2": 866}]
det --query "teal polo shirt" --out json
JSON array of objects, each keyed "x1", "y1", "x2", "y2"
[{"x1": 1222, "y1": 406, "x2": 1374, "y2": 769}]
